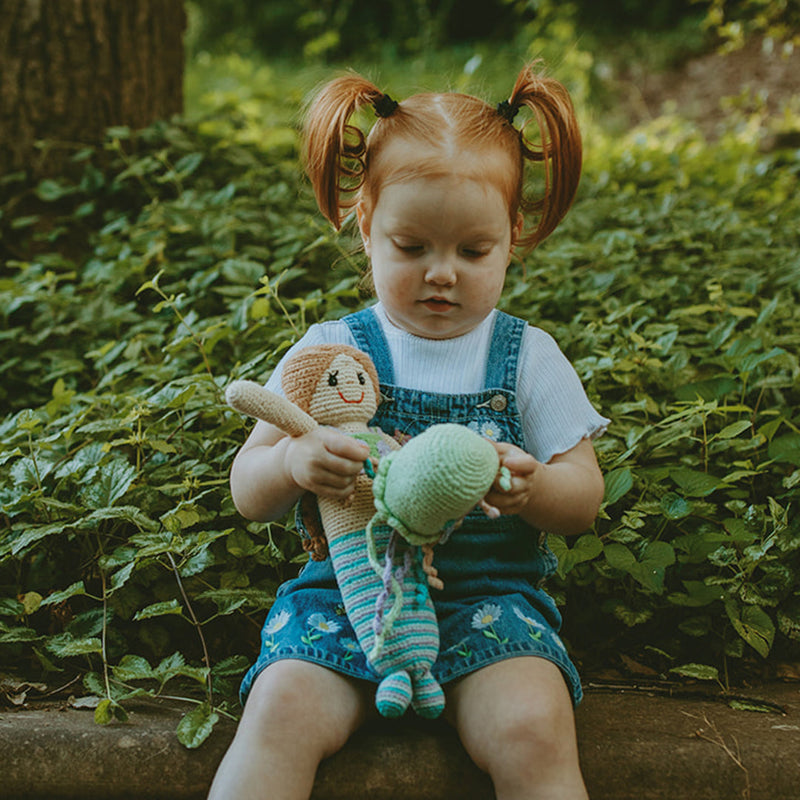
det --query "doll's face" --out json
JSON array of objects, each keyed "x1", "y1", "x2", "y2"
[{"x1": 308, "y1": 353, "x2": 378, "y2": 425}]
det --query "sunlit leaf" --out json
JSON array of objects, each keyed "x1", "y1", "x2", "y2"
[{"x1": 176, "y1": 702, "x2": 219, "y2": 749}]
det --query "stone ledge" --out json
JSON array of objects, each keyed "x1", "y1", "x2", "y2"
[{"x1": 1, "y1": 684, "x2": 797, "y2": 799}]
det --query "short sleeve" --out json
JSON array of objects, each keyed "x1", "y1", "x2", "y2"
[
  {"x1": 517, "y1": 327, "x2": 609, "y2": 464},
  {"x1": 263, "y1": 321, "x2": 359, "y2": 394}
]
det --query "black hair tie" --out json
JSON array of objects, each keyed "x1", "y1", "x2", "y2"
[
  {"x1": 373, "y1": 93, "x2": 399, "y2": 118},
  {"x1": 496, "y1": 99, "x2": 520, "y2": 125}
]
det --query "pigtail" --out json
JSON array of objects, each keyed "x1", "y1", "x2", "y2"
[
  {"x1": 505, "y1": 64, "x2": 582, "y2": 249},
  {"x1": 303, "y1": 74, "x2": 394, "y2": 229}
]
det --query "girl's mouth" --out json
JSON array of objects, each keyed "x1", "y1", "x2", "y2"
[{"x1": 421, "y1": 297, "x2": 456, "y2": 312}]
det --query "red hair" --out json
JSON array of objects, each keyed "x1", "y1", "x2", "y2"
[{"x1": 302, "y1": 64, "x2": 582, "y2": 252}]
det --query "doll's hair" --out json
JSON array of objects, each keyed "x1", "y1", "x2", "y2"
[
  {"x1": 302, "y1": 63, "x2": 582, "y2": 251},
  {"x1": 281, "y1": 344, "x2": 381, "y2": 412}
]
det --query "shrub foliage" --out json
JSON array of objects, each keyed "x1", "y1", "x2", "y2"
[{"x1": 1, "y1": 90, "x2": 798, "y2": 743}]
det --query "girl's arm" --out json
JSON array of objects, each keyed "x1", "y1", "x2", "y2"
[
  {"x1": 230, "y1": 420, "x2": 370, "y2": 522},
  {"x1": 485, "y1": 438, "x2": 604, "y2": 536}
]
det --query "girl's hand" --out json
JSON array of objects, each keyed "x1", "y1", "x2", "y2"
[
  {"x1": 284, "y1": 427, "x2": 370, "y2": 500},
  {"x1": 484, "y1": 441, "x2": 541, "y2": 517}
]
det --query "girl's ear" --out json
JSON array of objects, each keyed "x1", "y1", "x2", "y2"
[
  {"x1": 512, "y1": 212, "x2": 524, "y2": 243},
  {"x1": 356, "y1": 203, "x2": 372, "y2": 256},
  {"x1": 510, "y1": 211, "x2": 524, "y2": 256}
]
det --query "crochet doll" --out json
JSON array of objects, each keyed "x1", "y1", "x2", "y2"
[{"x1": 226, "y1": 344, "x2": 504, "y2": 718}]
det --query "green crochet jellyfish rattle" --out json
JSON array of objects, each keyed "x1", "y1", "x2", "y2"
[
  {"x1": 226, "y1": 344, "x2": 509, "y2": 718},
  {"x1": 365, "y1": 422, "x2": 510, "y2": 660}
]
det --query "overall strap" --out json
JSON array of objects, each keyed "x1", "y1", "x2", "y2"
[
  {"x1": 484, "y1": 311, "x2": 527, "y2": 392},
  {"x1": 343, "y1": 307, "x2": 396, "y2": 385}
]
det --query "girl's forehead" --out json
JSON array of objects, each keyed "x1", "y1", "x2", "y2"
[
  {"x1": 376, "y1": 137, "x2": 513, "y2": 179},
  {"x1": 366, "y1": 138, "x2": 517, "y2": 214}
]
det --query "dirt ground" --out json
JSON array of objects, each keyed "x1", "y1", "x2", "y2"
[{"x1": 617, "y1": 35, "x2": 800, "y2": 139}]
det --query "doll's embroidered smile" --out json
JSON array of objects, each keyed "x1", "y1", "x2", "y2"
[{"x1": 338, "y1": 390, "x2": 364, "y2": 403}]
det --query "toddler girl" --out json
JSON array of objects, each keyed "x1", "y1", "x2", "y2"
[{"x1": 209, "y1": 63, "x2": 608, "y2": 800}]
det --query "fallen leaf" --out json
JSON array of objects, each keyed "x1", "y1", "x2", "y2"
[
  {"x1": 620, "y1": 653, "x2": 659, "y2": 676},
  {"x1": 70, "y1": 695, "x2": 102, "y2": 709},
  {"x1": 775, "y1": 663, "x2": 800, "y2": 681}
]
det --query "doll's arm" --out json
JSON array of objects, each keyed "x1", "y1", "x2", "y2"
[
  {"x1": 376, "y1": 429, "x2": 402, "y2": 457},
  {"x1": 226, "y1": 380, "x2": 317, "y2": 437}
]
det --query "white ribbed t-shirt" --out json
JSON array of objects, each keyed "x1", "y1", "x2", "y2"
[{"x1": 264, "y1": 303, "x2": 609, "y2": 464}]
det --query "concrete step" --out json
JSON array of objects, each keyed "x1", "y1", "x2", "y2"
[{"x1": 1, "y1": 683, "x2": 797, "y2": 799}]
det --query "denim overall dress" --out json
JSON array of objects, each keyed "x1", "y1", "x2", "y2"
[{"x1": 239, "y1": 307, "x2": 582, "y2": 706}]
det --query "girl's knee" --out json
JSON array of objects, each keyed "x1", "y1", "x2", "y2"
[
  {"x1": 241, "y1": 661, "x2": 369, "y2": 757},
  {"x1": 450, "y1": 659, "x2": 580, "y2": 776}
]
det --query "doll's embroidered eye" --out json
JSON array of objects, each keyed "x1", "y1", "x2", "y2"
[
  {"x1": 327, "y1": 371, "x2": 339, "y2": 386},
  {"x1": 357, "y1": 372, "x2": 366, "y2": 385}
]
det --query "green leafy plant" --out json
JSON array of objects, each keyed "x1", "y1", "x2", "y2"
[{"x1": 2, "y1": 52, "x2": 798, "y2": 748}]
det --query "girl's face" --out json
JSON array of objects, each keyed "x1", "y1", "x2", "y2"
[{"x1": 358, "y1": 172, "x2": 522, "y2": 340}]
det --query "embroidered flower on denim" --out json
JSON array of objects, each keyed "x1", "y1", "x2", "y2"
[
  {"x1": 467, "y1": 420, "x2": 501, "y2": 441},
  {"x1": 264, "y1": 609, "x2": 291, "y2": 635},
  {"x1": 340, "y1": 638, "x2": 360, "y2": 661},
  {"x1": 471, "y1": 603, "x2": 508, "y2": 644},
  {"x1": 513, "y1": 606, "x2": 546, "y2": 641},
  {"x1": 262, "y1": 609, "x2": 291, "y2": 652},
  {"x1": 308, "y1": 613, "x2": 342, "y2": 634},
  {"x1": 301, "y1": 613, "x2": 342, "y2": 645}
]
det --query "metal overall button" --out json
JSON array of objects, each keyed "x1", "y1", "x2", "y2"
[{"x1": 489, "y1": 394, "x2": 507, "y2": 412}]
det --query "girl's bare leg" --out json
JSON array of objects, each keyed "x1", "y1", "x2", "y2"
[
  {"x1": 446, "y1": 657, "x2": 588, "y2": 800},
  {"x1": 208, "y1": 660, "x2": 373, "y2": 800}
]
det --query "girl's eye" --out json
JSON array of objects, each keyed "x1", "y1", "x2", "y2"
[
  {"x1": 327, "y1": 371, "x2": 338, "y2": 386},
  {"x1": 462, "y1": 247, "x2": 489, "y2": 259},
  {"x1": 357, "y1": 372, "x2": 366, "y2": 385},
  {"x1": 393, "y1": 241, "x2": 423, "y2": 255}
]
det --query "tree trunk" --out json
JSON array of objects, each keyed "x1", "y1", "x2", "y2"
[{"x1": 0, "y1": 0, "x2": 186, "y2": 176}]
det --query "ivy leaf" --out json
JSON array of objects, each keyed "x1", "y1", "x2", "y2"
[
  {"x1": 177, "y1": 702, "x2": 219, "y2": 749},
  {"x1": 211, "y1": 655, "x2": 250, "y2": 678},
  {"x1": 605, "y1": 541, "x2": 675, "y2": 594},
  {"x1": 94, "y1": 698, "x2": 114, "y2": 725},
  {"x1": 113, "y1": 655, "x2": 154, "y2": 682},
  {"x1": 36, "y1": 178, "x2": 74, "y2": 202},
  {"x1": 46, "y1": 633, "x2": 103, "y2": 657},
  {"x1": 151, "y1": 651, "x2": 207, "y2": 686},
  {"x1": 669, "y1": 663, "x2": 720, "y2": 682},
  {"x1": 660, "y1": 492, "x2": 692, "y2": 519},
  {"x1": 94, "y1": 698, "x2": 128, "y2": 725},
  {"x1": 603, "y1": 468, "x2": 633, "y2": 505},
  {"x1": 10, "y1": 522, "x2": 67, "y2": 556},
  {"x1": 715, "y1": 420, "x2": 751, "y2": 440},
  {"x1": 725, "y1": 600, "x2": 775, "y2": 658},
  {"x1": 225, "y1": 529, "x2": 259, "y2": 558},
  {"x1": 133, "y1": 599, "x2": 184, "y2": 620},
  {"x1": 0, "y1": 625, "x2": 40, "y2": 643},
  {"x1": 668, "y1": 580, "x2": 725, "y2": 608},
  {"x1": 669, "y1": 467, "x2": 725, "y2": 497},
  {"x1": 110, "y1": 561, "x2": 137, "y2": 591},
  {"x1": 777, "y1": 602, "x2": 800, "y2": 642},
  {"x1": 85, "y1": 506, "x2": 159, "y2": 531},
  {"x1": 0, "y1": 598, "x2": 25, "y2": 616},
  {"x1": 81, "y1": 460, "x2": 138, "y2": 510},
  {"x1": 769, "y1": 434, "x2": 800, "y2": 466},
  {"x1": 552, "y1": 534, "x2": 603, "y2": 577}
]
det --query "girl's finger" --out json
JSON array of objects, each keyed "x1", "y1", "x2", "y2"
[{"x1": 499, "y1": 452, "x2": 538, "y2": 475}]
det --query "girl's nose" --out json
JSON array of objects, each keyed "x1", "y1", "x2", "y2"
[{"x1": 424, "y1": 258, "x2": 456, "y2": 286}]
